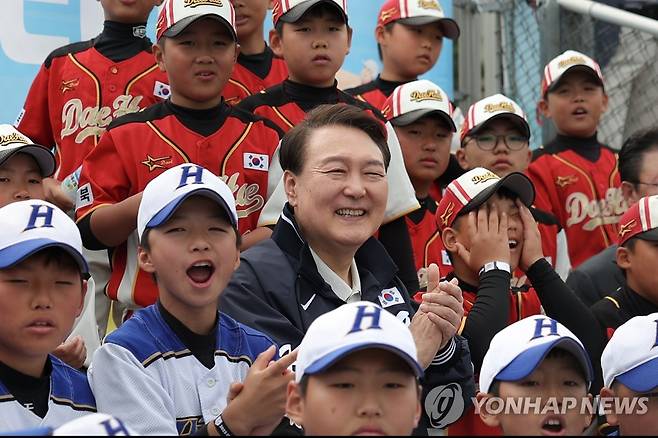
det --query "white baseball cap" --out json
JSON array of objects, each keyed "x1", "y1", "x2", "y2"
[
  {"x1": 295, "y1": 301, "x2": 423, "y2": 382},
  {"x1": 137, "y1": 164, "x2": 238, "y2": 241},
  {"x1": 272, "y1": 0, "x2": 347, "y2": 26},
  {"x1": 156, "y1": 0, "x2": 237, "y2": 41},
  {"x1": 541, "y1": 50, "x2": 604, "y2": 96},
  {"x1": 602, "y1": 313, "x2": 658, "y2": 392},
  {"x1": 480, "y1": 316, "x2": 593, "y2": 394},
  {"x1": 617, "y1": 195, "x2": 658, "y2": 246},
  {"x1": 0, "y1": 124, "x2": 55, "y2": 177},
  {"x1": 460, "y1": 94, "x2": 530, "y2": 142},
  {"x1": 383, "y1": 79, "x2": 456, "y2": 131},
  {"x1": 53, "y1": 413, "x2": 135, "y2": 436},
  {"x1": 0, "y1": 200, "x2": 88, "y2": 273},
  {"x1": 435, "y1": 167, "x2": 535, "y2": 231},
  {"x1": 377, "y1": 0, "x2": 460, "y2": 40}
]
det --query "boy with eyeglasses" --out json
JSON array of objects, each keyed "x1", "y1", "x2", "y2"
[{"x1": 454, "y1": 94, "x2": 568, "y2": 281}]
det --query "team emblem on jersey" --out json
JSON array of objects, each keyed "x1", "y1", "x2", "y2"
[
  {"x1": 141, "y1": 155, "x2": 173, "y2": 172},
  {"x1": 60, "y1": 78, "x2": 79, "y2": 94},
  {"x1": 243, "y1": 153, "x2": 269, "y2": 171},
  {"x1": 565, "y1": 187, "x2": 628, "y2": 230},
  {"x1": 77, "y1": 183, "x2": 94, "y2": 209},
  {"x1": 556, "y1": 174, "x2": 578, "y2": 188},
  {"x1": 154, "y1": 81, "x2": 171, "y2": 100},
  {"x1": 378, "y1": 287, "x2": 404, "y2": 308},
  {"x1": 61, "y1": 95, "x2": 144, "y2": 143},
  {"x1": 619, "y1": 219, "x2": 636, "y2": 239}
]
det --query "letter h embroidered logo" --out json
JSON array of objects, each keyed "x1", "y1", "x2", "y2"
[
  {"x1": 177, "y1": 165, "x2": 204, "y2": 189},
  {"x1": 348, "y1": 305, "x2": 383, "y2": 334},
  {"x1": 531, "y1": 317, "x2": 559, "y2": 340},
  {"x1": 23, "y1": 204, "x2": 54, "y2": 232}
]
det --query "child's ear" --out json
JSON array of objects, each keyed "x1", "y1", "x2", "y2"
[
  {"x1": 475, "y1": 392, "x2": 502, "y2": 428},
  {"x1": 285, "y1": 381, "x2": 305, "y2": 428},
  {"x1": 621, "y1": 181, "x2": 640, "y2": 205},
  {"x1": 601, "y1": 92, "x2": 609, "y2": 114},
  {"x1": 599, "y1": 387, "x2": 619, "y2": 427},
  {"x1": 283, "y1": 170, "x2": 299, "y2": 207},
  {"x1": 455, "y1": 147, "x2": 468, "y2": 170},
  {"x1": 269, "y1": 29, "x2": 284, "y2": 58},
  {"x1": 152, "y1": 43, "x2": 166, "y2": 72},
  {"x1": 616, "y1": 245, "x2": 632, "y2": 271},
  {"x1": 537, "y1": 98, "x2": 551, "y2": 119},
  {"x1": 375, "y1": 24, "x2": 387, "y2": 45},
  {"x1": 346, "y1": 26, "x2": 353, "y2": 55},
  {"x1": 441, "y1": 226, "x2": 459, "y2": 253},
  {"x1": 138, "y1": 246, "x2": 156, "y2": 274}
]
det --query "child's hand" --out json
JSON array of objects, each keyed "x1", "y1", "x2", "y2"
[
  {"x1": 221, "y1": 346, "x2": 297, "y2": 436},
  {"x1": 454, "y1": 204, "x2": 511, "y2": 273},
  {"x1": 43, "y1": 177, "x2": 75, "y2": 212},
  {"x1": 53, "y1": 336, "x2": 86, "y2": 369},
  {"x1": 517, "y1": 200, "x2": 544, "y2": 272}
]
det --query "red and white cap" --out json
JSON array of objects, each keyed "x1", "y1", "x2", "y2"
[
  {"x1": 541, "y1": 50, "x2": 604, "y2": 96},
  {"x1": 272, "y1": 0, "x2": 347, "y2": 27},
  {"x1": 435, "y1": 167, "x2": 534, "y2": 231},
  {"x1": 617, "y1": 195, "x2": 658, "y2": 246},
  {"x1": 156, "y1": 0, "x2": 237, "y2": 42},
  {"x1": 377, "y1": 0, "x2": 460, "y2": 40},
  {"x1": 0, "y1": 124, "x2": 55, "y2": 177},
  {"x1": 460, "y1": 93, "x2": 530, "y2": 142},
  {"x1": 383, "y1": 79, "x2": 455, "y2": 130}
]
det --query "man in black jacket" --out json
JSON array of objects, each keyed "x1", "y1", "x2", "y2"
[
  {"x1": 220, "y1": 104, "x2": 475, "y2": 435},
  {"x1": 567, "y1": 128, "x2": 658, "y2": 306}
]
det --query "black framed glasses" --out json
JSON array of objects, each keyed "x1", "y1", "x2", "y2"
[{"x1": 468, "y1": 134, "x2": 529, "y2": 151}]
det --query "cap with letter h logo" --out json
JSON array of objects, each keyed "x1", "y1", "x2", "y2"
[
  {"x1": 460, "y1": 94, "x2": 530, "y2": 142},
  {"x1": 383, "y1": 79, "x2": 456, "y2": 131},
  {"x1": 137, "y1": 164, "x2": 238, "y2": 241},
  {"x1": 295, "y1": 301, "x2": 424, "y2": 382},
  {"x1": 377, "y1": 0, "x2": 460, "y2": 40},
  {"x1": 617, "y1": 195, "x2": 658, "y2": 246},
  {"x1": 435, "y1": 167, "x2": 535, "y2": 231},
  {"x1": 479, "y1": 316, "x2": 594, "y2": 394},
  {"x1": 272, "y1": 0, "x2": 347, "y2": 27},
  {"x1": 156, "y1": 0, "x2": 237, "y2": 42},
  {"x1": 602, "y1": 313, "x2": 658, "y2": 392},
  {"x1": 0, "y1": 199, "x2": 88, "y2": 273},
  {"x1": 541, "y1": 49, "x2": 604, "y2": 96}
]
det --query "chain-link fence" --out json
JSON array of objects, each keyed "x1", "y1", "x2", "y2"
[{"x1": 454, "y1": 0, "x2": 658, "y2": 150}]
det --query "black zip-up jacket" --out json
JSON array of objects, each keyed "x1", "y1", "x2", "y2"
[
  {"x1": 591, "y1": 282, "x2": 658, "y2": 334},
  {"x1": 566, "y1": 245, "x2": 625, "y2": 307},
  {"x1": 220, "y1": 204, "x2": 475, "y2": 434}
]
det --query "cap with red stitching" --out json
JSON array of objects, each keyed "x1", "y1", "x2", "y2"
[
  {"x1": 377, "y1": 0, "x2": 459, "y2": 39},
  {"x1": 617, "y1": 195, "x2": 658, "y2": 246}
]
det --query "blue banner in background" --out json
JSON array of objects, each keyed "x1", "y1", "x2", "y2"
[{"x1": 0, "y1": 0, "x2": 454, "y2": 125}]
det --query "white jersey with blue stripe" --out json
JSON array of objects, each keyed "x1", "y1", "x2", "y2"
[
  {"x1": 88, "y1": 305, "x2": 276, "y2": 435},
  {"x1": 0, "y1": 356, "x2": 96, "y2": 433}
]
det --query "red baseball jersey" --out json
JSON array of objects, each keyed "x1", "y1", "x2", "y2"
[
  {"x1": 75, "y1": 101, "x2": 282, "y2": 308},
  {"x1": 222, "y1": 48, "x2": 288, "y2": 105},
  {"x1": 405, "y1": 198, "x2": 446, "y2": 294},
  {"x1": 527, "y1": 140, "x2": 628, "y2": 268},
  {"x1": 236, "y1": 79, "x2": 380, "y2": 133},
  {"x1": 344, "y1": 76, "x2": 404, "y2": 111},
  {"x1": 17, "y1": 39, "x2": 168, "y2": 181}
]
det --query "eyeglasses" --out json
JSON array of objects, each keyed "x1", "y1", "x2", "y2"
[{"x1": 467, "y1": 134, "x2": 529, "y2": 151}]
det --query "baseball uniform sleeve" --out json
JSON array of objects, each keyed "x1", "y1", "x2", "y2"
[
  {"x1": 88, "y1": 343, "x2": 179, "y2": 435},
  {"x1": 16, "y1": 63, "x2": 55, "y2": 149},
  {"x1": 527, "y1": 158, "x2": 562, "y2": 227},
  {"x1": 75, "y1": 128, "x2": 132, "y2": 248}
]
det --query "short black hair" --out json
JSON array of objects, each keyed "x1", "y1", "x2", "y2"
[
  {"x1": 280, "y1": 104, "x2": 390, "y2": 174},
  {"x1": 275, "y1": 2, "x2": 347, "y2": 36},
  {"x1": 618, "y1": 127, "x2": 658, "y2": 184},
  {"x1": 16, "y1": 247, "x2": 86, "y2": 283}
]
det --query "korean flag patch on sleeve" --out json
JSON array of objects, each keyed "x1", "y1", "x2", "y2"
[
  {"x1": 378, "y1": 287, "x2": 405, "y2": 308},
  {"x1": 243, "y1": 153, "x2": 269, "y2": 171},
  {"x1": 154, "y1": 81, "x2": 171, "y2": 100}
]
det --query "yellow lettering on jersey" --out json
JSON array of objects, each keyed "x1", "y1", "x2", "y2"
[
  {"x1": 141, "y1": 155, "x2": 173, "y2": 172},
  {"x1": 60, "y1": 95, "x2": 144, "y2": 143},
  {"x1": 556, "y1": 174, "x2": 578, "y2": 188}
]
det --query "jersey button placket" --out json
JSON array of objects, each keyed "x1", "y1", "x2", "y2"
[{"x1": 109, "y1": 66, "x2": 119, "y2": 93}]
